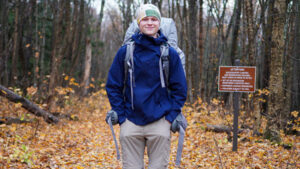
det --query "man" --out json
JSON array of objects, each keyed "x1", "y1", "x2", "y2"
[{"x1": 106, "y1": 4, "x2": 187, "y2": 169}]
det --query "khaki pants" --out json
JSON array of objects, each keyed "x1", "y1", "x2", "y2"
[{"x1": 120, "y1": 117, "x2": 171, "y2": 169}]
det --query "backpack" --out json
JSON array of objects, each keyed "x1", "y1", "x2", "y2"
[{"x1": 123, "y1": 17, "x2": 185, "y2": 71}]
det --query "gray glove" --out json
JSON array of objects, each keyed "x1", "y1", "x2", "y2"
[
  {"x1": 105, "y1": 110, "x2": 118, "y2": 125},
  {"x1": 171, "y1": 113, "x2": 187, "y2": 133}
]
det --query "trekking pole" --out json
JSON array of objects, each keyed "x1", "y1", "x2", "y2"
[
  {"x1": 107, "y1": 116, "x2": 120, "y2": 160},
  {"x1": 175, "y1": 125, "x2": 185, "y2": 166}
]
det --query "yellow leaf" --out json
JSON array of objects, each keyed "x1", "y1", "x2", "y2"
[
  {"x1": 258, "y1": 150, "x2": 265, "y2": 159},
  {"x1": 26, "y1": 44, "x2": 30, "y2": 48},
  {"x1": 64, "y1": 76, "x2": 69, "y2": 81},
  {"x1": 1, "y1": 90, "x2": 7, "y2": 95},
  {"x1": 26, "y1": 86, "x2": 37, "y2": 96},
  {"x1": 10, "y1": 125, "x2": 16, "y2": 132},
  {"x1": 291, "y1": 111, "x2": 298, "y2": 118},
  {"x1": 15, "y1": 102, "x2": 23, "y2": 108},
  {"x1": 39, "y1": 133, "x2": 46, "y2": 140},
  {"x1": 76, "y1": 166, "x2": 84, "y2": 169},
  {"x1": 89, "y1": 84, "x2": 95, "y2": 88},
  {"x1": 248, "y1": 93, "x2": 253, "y2": 99}
]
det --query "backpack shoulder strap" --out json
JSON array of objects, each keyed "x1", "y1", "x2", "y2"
[
  {"x1": 124, "y1": 40, "x2": 135, "y2": 110},
  {"x1": 123, "y1": 41, "x2": 135, "y2": 94},
  {"x1": 159, "y1": 43, "x2": 170, "y2": 88}
]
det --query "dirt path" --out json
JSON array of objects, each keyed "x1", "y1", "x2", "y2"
[{"x1": 0, "y1": 93, "x2": 299, "y2": 168}]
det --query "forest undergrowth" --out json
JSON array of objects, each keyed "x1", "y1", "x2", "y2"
[{"x1": 0, "y1": 88, "x2": 299, "y2": 168}]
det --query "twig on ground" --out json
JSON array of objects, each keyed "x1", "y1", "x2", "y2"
[{"x1": 213, "y1": 138, "x2": 224, "y2": 169}]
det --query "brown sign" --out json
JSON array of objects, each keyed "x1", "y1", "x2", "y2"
[{"x1": 218, "y1": 66, "x2": 256, "y2": 92}]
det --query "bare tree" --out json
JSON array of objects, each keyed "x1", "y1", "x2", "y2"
[
  {"x1": 244, "y1": 0, "x2": 255, "y2": 65},
  {"x1": 230, "y1": 0, "x2": 242, "y2": 65},
  {"x1": 81, "y1": 37, "x2": 92, "y2": 96},
  {"x1": 11, "y1": 0, "x2": 21, "y2": 86},
  {"x1": 69, "y1": 0, "x2": 85, "y2": 76},
  {"x1": 0, "y1": 0, "x2": 9, "y2": 86},
  {"x1": 291, "y1": 0, "x2": 300, "y2": 112},
  {"x1": 264, "y1": 0, "x2": 286, "y2": 142},
  {"x1": 188, "y1": 0, "x2": 198, "y2": 100},
  {"x1": 198, "y1": 0, "x2": 204, "y2": 97},
  {"x1": 48, "y1": 0, "x2": 72, "y2": 112},
  {"x1": 118, "y1": 0, "x2": 134, "y2": 37}
]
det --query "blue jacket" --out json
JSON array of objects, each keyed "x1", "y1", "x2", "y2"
[{"x1": 106, "y1": 32, "x2": 187, "y2": 125}]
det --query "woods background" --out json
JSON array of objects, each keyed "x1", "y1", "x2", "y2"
[{"x1": 0, "y1": 0, "x2": 299, "y2": 141}]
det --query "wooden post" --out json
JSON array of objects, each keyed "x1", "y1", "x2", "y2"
[{"x1": 232, "y1": 59, "x2": 240, "y2": 151}]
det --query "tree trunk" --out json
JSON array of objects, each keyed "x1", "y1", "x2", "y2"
[
  {"x1": 188, "y1": 0, "x2": 198, "y2": 99},
  {"x1": 48, "y1": 0, "x2": 65, "y2": 112},
  {"x1": 172, "y1": 0, "x2": 176, "y2": 19},
  {"x1": 39, "y1": 0, "x2": 48, "y2": 94},
  {"x1": 183, "y1": 0, "x2": 193, "y2": 102},
  {"x1": 11, "y1": 0, "x2": 21, "y2": 86},
  {"x1": 264, "y1": 0, "x2": 286, "y2": 143},
  {"x1": 0, "y1": 84, "x2": 59, "y2": 123},
  {"x1": 291, "y1": 0, "x2": 300, "y2": 112},
  {"x1": 253, "y1": 97, "x2": 262, "y2": 135},
  {"x1": 152, "y1": 0, "x2": 163, "y2": 12},
  {"x1": 252, "y1": 0, "x2": 268, "y2": 134},
  {"x1": 198, "y1": 0, "x2": 204, "y2": 97},
  {"x1": 81, "y1": 38, "x2": 92, "y2": 96},
  {"x1": 60, "y1": 0, "x2": 72, "y2": 76},
  {"x1": 230, "y1": 0, "x2": 242, "y2": 65},
  {"x1": 33, "y1": 0, "x2": 39, "y2": 87},
  {"x1": 94, "y1": 0, "x2": 105, "y2": 81},
  {"x1": 203, "y1": 12, "x2": 212, "y2": 102},
  {"x1": 262, "y1": 0, "x2": 275, "y2": 97},
  {"x1": 0, "y1": 0, "x2": 8, "y2": 85},
  {"x1": 176, "y1": 0, "x2": 192, "y2": 101},
  {"x1": 19, "y1": 0, "x2": 34, "y2": 94},
  {"x1": 69, "y1": 0, "x2": 84, "y2": 76},
  {"x1": 118, "y1": 0, "x2": 133, "y2": 38},
  {"x1": 98, "y1": 0, "x2": 105, "y2": 39},
  {"x1": 244, "y1": 0, "x2": 255, "y2": 66}
]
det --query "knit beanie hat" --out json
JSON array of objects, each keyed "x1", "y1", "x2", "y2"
[{"x1": 136, "y1": 4, "x2": 161, "y2": 25}]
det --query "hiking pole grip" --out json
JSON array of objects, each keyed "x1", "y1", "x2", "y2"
[
  {"x1": 175, "y1": 125, "x2": 185, "y2": 166},
  {"x1": 108, "y1": 117, "x2": 121, "y2": 160}
]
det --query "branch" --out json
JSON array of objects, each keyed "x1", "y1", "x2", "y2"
[{"x1": 0, "y1": 85, "x2": 59, "y2": 123}]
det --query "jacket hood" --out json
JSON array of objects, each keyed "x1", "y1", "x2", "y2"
[{"x1": 131, "y1": 31, "x2": 168, "y2": 48}]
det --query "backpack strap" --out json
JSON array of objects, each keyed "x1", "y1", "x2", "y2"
[
  {"x1": 124, "y1": 41, "x2": 169, "y2": 109},
  {"x1": 175, "y1": 121, "x2": 186, "y2": 166},
  {"x1": 160, "y1": 43, "x2": 187, "y2": 166},
  {"x1": 159, "y1": 43, "x2": 169, "y2": 88},
  {"x1": 124, "y1": 41, "x2": 135, "y2": 110}
]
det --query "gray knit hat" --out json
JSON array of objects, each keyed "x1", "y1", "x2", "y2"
[{"x1": 136, "y1": 4, "x2": 161, "y2": 24}]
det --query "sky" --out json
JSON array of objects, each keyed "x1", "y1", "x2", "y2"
[
  {"x1": 90, "y1": 0, "x2": 235, "y2": 16},
  {"x1": 91, "y1": 0, "x2": 118, "y2": 14}
]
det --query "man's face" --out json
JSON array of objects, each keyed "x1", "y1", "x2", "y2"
[{"x1": 139, "y1": 16, "x2": 160, "y2": 38}]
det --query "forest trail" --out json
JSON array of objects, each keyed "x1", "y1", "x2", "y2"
[{"x1": 0, "y1": 90, "x2": 299, "y2": 168}]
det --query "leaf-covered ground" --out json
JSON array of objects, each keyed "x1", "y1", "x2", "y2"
[{"x1": 0, "y1": 90, "x2": 299, "y2": 168}]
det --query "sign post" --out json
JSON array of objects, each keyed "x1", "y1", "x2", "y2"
[{"x1": 218, "y1": 60, "x2": 256, "y2": 151}]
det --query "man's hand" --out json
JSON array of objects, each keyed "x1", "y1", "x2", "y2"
[
  {"x1": 171, "y1": 113, "x2": 187, "y2": 133},
  {"x1": 105, "y1": 110, "x2": 119, "y2": 125}
]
